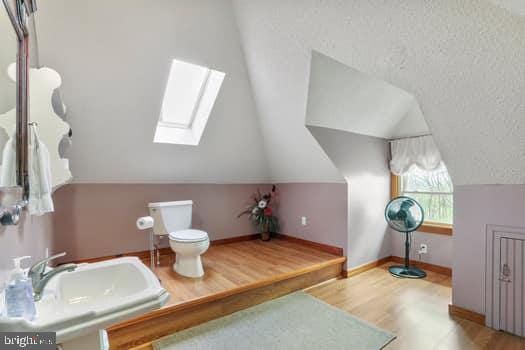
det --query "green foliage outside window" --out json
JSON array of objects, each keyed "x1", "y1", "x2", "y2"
[{"x1": 400, "y1": 166, "x2": 453, "y2": 225}]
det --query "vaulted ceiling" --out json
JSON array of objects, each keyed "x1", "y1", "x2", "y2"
[
  {"x1": 232, "y1": 0, "x2": 525, "y2": 185},
  {"x1": 35, "y1": 0, "x2": 270, "y2": 184},
  {"x1": 31, "y1": 0, "x2": 525, "y2": 186},
  {"x1": 306, "y1": 51, "x2": 429, "y2": 140}
]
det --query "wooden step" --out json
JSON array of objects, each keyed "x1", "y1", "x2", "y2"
[{"x1": 108, "y1": 256, "x2": 345, "y2": 350}]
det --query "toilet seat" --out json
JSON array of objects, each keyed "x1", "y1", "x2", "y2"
[{"x1": 169, "y1": 229, "x2": 208, "y2": 243}]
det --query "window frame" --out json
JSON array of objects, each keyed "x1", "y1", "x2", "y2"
[
  {"x1": 153, "y1": 59, "x2": 225, "y2": 146},
  {"x1": 159, "y1": 66, "x2": 211, "y2": 129},
  {"x1": 390, "y1": 173, "x2": 453, "y2": 236}
]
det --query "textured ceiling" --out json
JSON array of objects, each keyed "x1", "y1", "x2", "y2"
[
  {"x1": 307, "y1": 51, "x2": 429, "y2": 140},
  {"x1": 487, "y1": 0, "x2": 525, "y2": 16},
  {"x1": 232, "y1": 0, "x2": 525, "y2": 185}
]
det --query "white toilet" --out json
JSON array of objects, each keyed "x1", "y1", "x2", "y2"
[{"x1": 148, "y1": 200, "x2": 210, "y2": 278}]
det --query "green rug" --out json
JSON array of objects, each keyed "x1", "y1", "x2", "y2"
[{"x1": 154, "y1": 291, "x2": 395, "y2": 350}]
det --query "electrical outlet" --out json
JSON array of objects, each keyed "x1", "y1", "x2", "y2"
[
  {"x1": 301, "y1": 216, "x2": 307, "y2": 226},
  {"x1": 419, "y1": 243, "x2": 428, "y2": 254}
]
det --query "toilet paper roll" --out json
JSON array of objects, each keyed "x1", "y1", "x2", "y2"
[{"x1": 136, "y1": 216, "x2": 154, "y2": 230}]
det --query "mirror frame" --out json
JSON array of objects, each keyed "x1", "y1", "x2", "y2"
[{"x1": 1, "y1": 0, "x2": 36, "y2": 224}]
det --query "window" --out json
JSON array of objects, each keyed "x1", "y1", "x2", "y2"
[
  {"x1": 391, "y1": 166, "x2": 453, "y2": 235},
  {"x1": 154, "y1": 59, "x2": 225, "y2": 145}
]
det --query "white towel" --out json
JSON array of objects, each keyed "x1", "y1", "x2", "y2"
[
  {"x1": 28, "y1": 126, "x2": 54, "y2": 215},
  {"x1": 0, "y1": 135, "x2": 16, "y2": 187},
  {"x1": 0, "y1": 135, "x2": 18, "y2": 207}
]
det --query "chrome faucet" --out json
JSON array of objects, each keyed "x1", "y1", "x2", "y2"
[{"x1": 28, "y1": 252, "x2": 77, "y2": 301}]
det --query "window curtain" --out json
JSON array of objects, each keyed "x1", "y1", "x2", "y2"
[{"x1": 389, "y1": 135, "x2": 443, "y2": 175}]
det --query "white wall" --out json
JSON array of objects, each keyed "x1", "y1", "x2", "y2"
[
  {"x1": 308, "y1": 126, "x2": 391, "y2": 269},
  {"x1": 35, "y1": 0, "x2": 269, "y2": 184},
  {"x1": 305, "y1": 49, "x2": 448, "y2": 269},
  {"x1": 233, "y1": 0, "x2": 525, "y2": 185},
  {"x1": 307, "y1": 51, "x2": 428, "y2": 140},
  {"x1": 232, "y1": 4, "x2": 343, "y2": 183}
]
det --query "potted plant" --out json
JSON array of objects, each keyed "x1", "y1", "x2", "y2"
[{"x1": 238, "y1": 185, "x2": 279, "y2": 241}]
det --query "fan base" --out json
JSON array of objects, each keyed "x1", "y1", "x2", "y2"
[{"x1": 388, "y1": 265, "x2": 426, "y2": 279}]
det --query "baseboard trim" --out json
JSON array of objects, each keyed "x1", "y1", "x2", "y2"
[
  {"x1": 344, "y1": 256, "x2": 392, "y2": 278},
  {"x1": 274, "y1": 233, "x2": 344, "y2": 256},
  {"x1": 344, "y1": 256, "x2": 452, "y2": 278},
  {"x1": 68, "y1": 234, "x2": 344, "y2": 264},
  {"x1": 69, "y1": 234, "x2": 259, "y2": 264},
  {"x1": 210, "y1": 234, "x2": 259, "y2": 246},
  {"x1": 448, "y1": 304, "x2": 486, "y2": 325},
  {"x1": 390, "y1": 256, "x2": 452, "y2": 277}
]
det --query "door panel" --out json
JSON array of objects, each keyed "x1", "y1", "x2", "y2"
[{"x1": 499, "y1": 237, "x2": 524, "y2": 337}]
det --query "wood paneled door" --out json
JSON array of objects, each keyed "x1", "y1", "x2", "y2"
[{"x1": 486, "y1": 225, "x2": 525, "y2": 337}]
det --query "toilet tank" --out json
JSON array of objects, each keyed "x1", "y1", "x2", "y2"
[{"x1": 148, "y1": 200, "x2": 193, "y2": 236}]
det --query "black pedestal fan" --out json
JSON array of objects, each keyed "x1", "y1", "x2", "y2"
[{"x1": 385, "y1": 196, "x2": 426, "y2": 278}]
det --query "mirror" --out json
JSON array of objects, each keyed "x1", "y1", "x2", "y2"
[
  {"x1": 0, "y1": 1, "x2": 22, "y2": 218},
  {"x1": 0, "y1": 66, "x2": 72, "y2": 192},
  {"x1": 0, "y1": 1, "x2": 72, "y2": 222},
  {"x1": 0, "y1": 10, "x2": 15, "y2": 114},
  {"x1": 27, "y1": 66, "x2": 72, "y2": 189},
  {"x1": 0, "y1": 3, "x2": 17, "y2": 161}
]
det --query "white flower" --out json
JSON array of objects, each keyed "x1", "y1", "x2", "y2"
[
  {"x1": 258, "y1": 200, "x2": 267, "y2": 209},
  {"x1": 252, "y1": 207, "x2": 259, "y2": 214}
]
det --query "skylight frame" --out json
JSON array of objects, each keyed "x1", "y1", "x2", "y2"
[{"x1": 154, "y1": 59, "x2": 225, "y2": 146}]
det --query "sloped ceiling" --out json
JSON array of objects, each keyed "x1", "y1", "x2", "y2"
[
  {"x1": 35, "y1": 0, "x2": 270, "y2": 184},
  {"x1": 232, "y1": 0, "x2": 525, "y2": 185},
  {"x1": 307, "y1": 51, "x2": 429, "y2": 140}
]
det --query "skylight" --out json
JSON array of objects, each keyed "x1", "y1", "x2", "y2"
[{"x1": 154, "y1": 59, "x2": 225, "y2": 145}]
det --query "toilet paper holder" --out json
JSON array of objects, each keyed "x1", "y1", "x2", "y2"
[{"x1": 136, "y1": 216, "x2": 160, "y2": 269}]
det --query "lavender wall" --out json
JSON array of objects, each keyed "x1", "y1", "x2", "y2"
[
  {"x1": 453, "y1": 184, "x2": 525, "y2": 314},
  {"x1": 0, "y1": 181, "x2": 350, "y2": 276},
  {"x1": 0, "y1": 214, "x2": 54, "y2": 289},
  {"x1": 52, "y1": 183, "x2": 272, "y2": 261},
  {"x1": 276, "y1": 183, "x2": 348, "y2": 254},
  {"x1": 391, "y1": 231, "x2": 452, "y2": 268}
]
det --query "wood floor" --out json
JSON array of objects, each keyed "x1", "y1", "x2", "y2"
[
  {"x1": 109, "y1": 241, "x2": 525, "y2": 349},
  {"x1": 153, "y1": 238, "x2": 345, "y2": 307},
  {"x1": 307, "y1": 262, "x2": 525, "y2": 350},
  {"x1": 108, "y1": 238, "x2": 346, "y2": 349}
]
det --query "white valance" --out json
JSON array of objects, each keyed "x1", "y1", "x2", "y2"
[{"x1": 389, "y1": 136, "x2": 443, "y2": 175}]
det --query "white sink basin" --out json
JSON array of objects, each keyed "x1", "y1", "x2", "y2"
[{"x1": 0, "y1": 257, "x2": 169, "y2": 345}]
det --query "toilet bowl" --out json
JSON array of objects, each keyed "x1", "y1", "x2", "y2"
[
  {"x1": 148, "y1": 200, "x2": 210, "y2": 278},
  {"x1": 169, "y1": 229, "x2": 209, "y2": 278}
]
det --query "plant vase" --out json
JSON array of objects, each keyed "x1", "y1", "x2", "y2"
[
  {"x1": 260, "y1": 224, "x2": 271, "y2": 241},
  {"x1": 237, "y1": 186, "x2": 279, "y2": 243}
]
